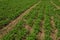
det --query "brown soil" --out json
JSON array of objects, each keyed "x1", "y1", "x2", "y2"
[
  {"x1": 57, "y1": 37, "x2": 60, "y2": 40},
  {"x1": 37, "y1": 29, "x2": 45, "y2": 40},
  {"x1": 50, "y1": 16, "x2": 55, "y2": 29},
  {"x1": 50, "y1": 1, "x2": 60, "y2": 9},
  {"x1": 50, "y1": 29, "x2": 58, "y2": 40},
  {"x1": 0, "y1": 1, "x2": 40, "y2": 39},
  {"x1": 24, "y1": 24, "x2": 33, "y2": 33},
  {"x1": 50, "y1": 16, "x2": 58, "y2": 40}
]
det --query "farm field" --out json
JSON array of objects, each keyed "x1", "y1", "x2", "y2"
[
  {"x1": 0, "y1": 0, "x2": 60, "y2": 40},
  {"x1": 0, "y1": 0, "x2": 39, "y2": 29}
]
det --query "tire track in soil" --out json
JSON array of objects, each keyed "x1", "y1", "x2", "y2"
[
  {"x1": 50, "y1": 1, "x2": 60, "y2": 10},
  {"x1": 0, "y1": 1, "x2": 40, "y2": 39},
  {"x1": 50, "y1": 16, "x2": 58, "y2": 40}
]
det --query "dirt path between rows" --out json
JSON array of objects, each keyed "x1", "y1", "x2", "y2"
[
  {"x1": 50, "y1": 1, "x2": 60, "y2": 9},
  {"x1": 0, "y1": 1, "x2": 40, "y2": 39},
  {"x1": 50, "y1": 16, "x2": 58, "y2": 40}
]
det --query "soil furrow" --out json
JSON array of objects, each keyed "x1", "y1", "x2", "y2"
[
  {"x1": 0, "y1": 1, "x2": 40, "y2": 39},
  {"x1": 50, "y1": 16, "x2": 58, "y2": 40}
]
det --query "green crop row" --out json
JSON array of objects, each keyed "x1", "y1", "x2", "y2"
[
  {"x1": 1, "y1": 20, "x2": 28, "y2": 40},
  {"x1": 54, "y1": 14, "x2": 60, "y2": 38},
  {"x1": 24, "y1": 2, "x2": 45, "y2": 40},
  {"x1": 0, "y1": 0, "x2": 39, "y2": 28},
  {"x1": 1, "y1": 1, "x2": 44, "y2": 40},
  {"x1": 1, "y1": 0, "x2": 60, "y2": 40}
]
